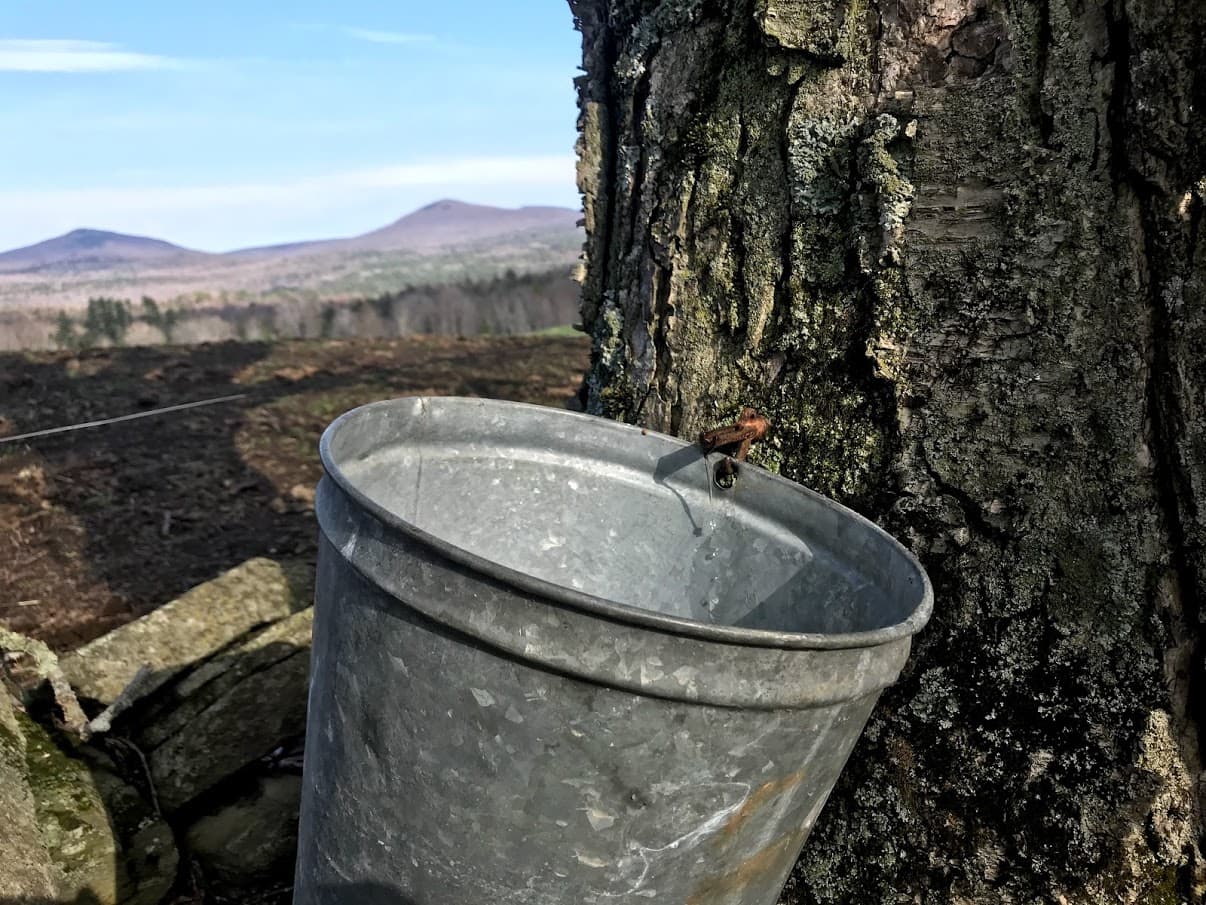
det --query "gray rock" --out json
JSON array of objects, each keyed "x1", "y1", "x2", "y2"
[
  {"x1": 138, "y1": 607, "x2": 314, "y2": 750},
  {"x1": 145, "y1": 607, "x2": 313, "y2": 813},
  {"x1": 0, "y1": 688, "x2": 177, "y2": 905},
  {"x1": 20, "y1": 711, "x2": 120, "y2": 903},
  {"x1": 89, "y1": 755, "x2": 179, "y2": 905},
  {"x1": 2, "y1": 556, "x2": 318, "y2": 902},
  {"x1": 0, "y1": 689, "x2": 59, "y2": 900},
  {"x1": 62, "y1": 557, "x2": 312, "y2": 707},
  {"x1": 185, "y1": 774, "x2": 303, "y2": 890}
]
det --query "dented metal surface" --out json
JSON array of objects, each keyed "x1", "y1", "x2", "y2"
[{"x1": 293, "y1": 397, "x2": 932, "y2": 904}]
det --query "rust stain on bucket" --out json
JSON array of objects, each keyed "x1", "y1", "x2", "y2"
[
  {"x1": 720, "y1": 768, "x2": 807, "y2": 840},
  {"x1": 688, "y1": 829, "x2": 809, "y2": 904}
]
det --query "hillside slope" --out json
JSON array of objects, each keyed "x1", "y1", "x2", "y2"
[
  {"x1": 0, "y1": 228, "x2": 209, "y2": 274},
  {"x1": 0, "y1": 201, "x2": 583, "y2": 309},
  {"x1": 234, "y1": 200, "x2": 580, "y2": 258}
]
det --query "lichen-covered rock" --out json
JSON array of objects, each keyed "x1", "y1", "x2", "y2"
[
  {"x1": 144, "y1": 607, "x2": 313, "y2": 812},
  {"x1": 2, "y1": 558, "x2": 318, "y2": 903},
  {"x1": 137, "y1": 606, "x2": 314, "y2": 751},
  {"x1": 20, "y1": 709, "x2": 121, "y2": 903},
  {"x1": 61, "y1": 557, "x2": 312, "y2": 707},
  {"x1": 0, "y1": 688, "x2": 177, "y2": 905},
  {"x1": 185, "y1": 774, "x2": 302, "y2": 890},
  {"x1": 0, "y1": 689, "x2": 59, "y2": 901}
]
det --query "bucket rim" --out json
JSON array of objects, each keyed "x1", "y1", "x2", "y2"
[{"x1": 319, "y1": 396, "x2": 933, "y2": 651}]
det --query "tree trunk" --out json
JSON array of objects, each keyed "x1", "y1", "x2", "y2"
[{"x1": 569, "y1": 0, "x2": 1205, "y2": 900}]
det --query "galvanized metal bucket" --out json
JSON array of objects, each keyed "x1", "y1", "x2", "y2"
[{"x1": 295, "y1": 397, "x2": 932, "y2": 905}]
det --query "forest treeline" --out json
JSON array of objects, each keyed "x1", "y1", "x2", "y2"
[{"x1": 0, "y1": 268, "x2": 580, "y2": 351}]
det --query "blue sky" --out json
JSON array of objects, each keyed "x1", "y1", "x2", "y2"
[{"x1": 0, "y1": 2, "x2": 582, "y2": 251}]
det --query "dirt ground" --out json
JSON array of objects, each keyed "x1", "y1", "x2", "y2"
[{"x1": 0, "y1": 335, "x2": 588, "y2": 651}]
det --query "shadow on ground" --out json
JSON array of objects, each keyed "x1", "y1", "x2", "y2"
[
  {"x1": 0, "y1": 336, "x2": 587, "y2": 649},
  {"x1": 0, "y1": 334, "x2": 589, "y2": 904}
]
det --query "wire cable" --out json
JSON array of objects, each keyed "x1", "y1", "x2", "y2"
[{"x1": 0, "y1": 393, "x2": 248, "y2": 446}]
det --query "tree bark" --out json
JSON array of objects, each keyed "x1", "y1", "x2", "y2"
[{"x1": 570, "y1": 0, "x2": 1205, "y2": 900}]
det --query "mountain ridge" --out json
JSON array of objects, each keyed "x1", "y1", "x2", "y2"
[
  {"x1": 0, "y1": 199, "x2": 585, "y2": 310},
  {"x1": 0, "y1": 228, "x2": 210, "y2": 275},
  {"x1": 0, "y1": 200, "x2": 581, "y2": 274}
]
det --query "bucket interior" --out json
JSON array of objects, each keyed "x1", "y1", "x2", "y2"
[{"x1": 326, "y1": 399, "x2": 928, "y2": 640}]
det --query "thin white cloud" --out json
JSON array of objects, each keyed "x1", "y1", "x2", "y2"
[
  {"x1": 0, "y1": 155, "x2": 576, "y2": 210},
  {"x1": 341, "y1": 28, "x2": 437, "y2": 46},
  {"x1": 0, "y1": 39, "x2": 178, "y2": 73}
]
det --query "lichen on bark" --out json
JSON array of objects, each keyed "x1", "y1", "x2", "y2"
[
  {"x1": 571, "y1": 0, "x2": 919, "y2": 512},
  {"x1": 570, "y1": 0, "x2": 1206, "y2": 899}
]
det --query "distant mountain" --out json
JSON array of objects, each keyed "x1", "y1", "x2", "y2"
[
  {"x1": 232, "y1": 200, "x2": 582, "y2": 259},
  {"x1": 0, "y1": 200, "x2": 584, "y2": 309},
  {"x1": 353, "y1": 199, "x2": 581, "y2": 252},
  {"x1": 0, "y1": 228, "x2": 209, "y2": 275}
]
